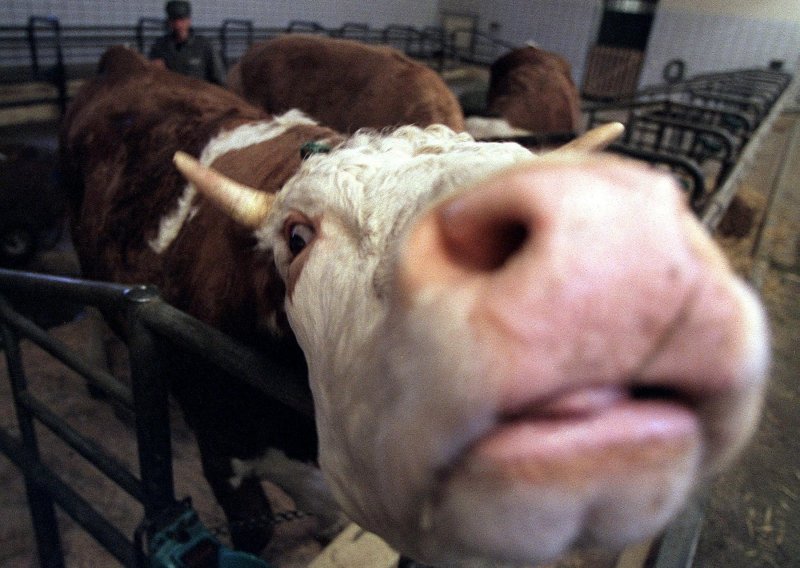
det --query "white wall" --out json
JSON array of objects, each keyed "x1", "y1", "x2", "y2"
[
  {"x1": 658, "y1": 0, "x2": 800, "y2": 23},
  {"x1": 4, "y1": 0, "x2": 438, "y2": 29},
  {"x1": 640, "y1": 1, "x2": 800, "y2": 86}
]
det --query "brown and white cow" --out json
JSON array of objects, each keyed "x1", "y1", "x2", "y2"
[
  {"x1": 61, "y1": 46, "x2": 769, "y2": 566},
  {"x1": 226, "y1": 34, "x2": 465, "y2": 134},
  {"x1": 466, "y1": 44, "x2": 582, "y2": 140}
]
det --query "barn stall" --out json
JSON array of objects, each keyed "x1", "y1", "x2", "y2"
[{"x1": 1, "y1": 1, "x2": 799, "y2": 567}]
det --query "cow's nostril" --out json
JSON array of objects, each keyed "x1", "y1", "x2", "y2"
[
  {"x1": 487, "y1": 221, "x2": 529, "y2": 271},
  {"x1": 440, "y1": 215, "x2": 529, "y2": 273}
]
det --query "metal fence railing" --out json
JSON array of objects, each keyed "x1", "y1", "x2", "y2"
[
  {"x1": 0, "y1": 15, "x2": 517, "y2": 118},
  {"x1": 0, "y1": 267, "x2": 311, "y2": 566},
  {"x1": 582, "y1": 67, "x2": 795, "y2": 218},
  {"x1": 219, "y1": 19, "x2": 254, "y2": 69}
]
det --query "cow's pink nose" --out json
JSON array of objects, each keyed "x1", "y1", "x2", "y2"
[
  {"x1": 398, "y1": 157, "x2": 702, "y2": 391},
  {"x1": 403, "y1": 157, "x2": 691, "y2": 294},
  {"x1": 436, "y1": 194, "x2": 531, "y2": 273}
]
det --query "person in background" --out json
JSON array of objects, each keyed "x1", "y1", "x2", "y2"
[{"x1": 149, "y1": 0, "x2": 225, "y2": 85}]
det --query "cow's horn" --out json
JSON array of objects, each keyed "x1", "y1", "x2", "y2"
[
  {"x1": 173, "y1": 151, "x2": 275, "y2": 228},
  {"x1": 553, "y1": 122, "x2": 625, "y2": 153}
]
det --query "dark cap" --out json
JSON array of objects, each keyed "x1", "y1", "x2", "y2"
[{"x1": 165, "y1": 1, "x2": 191, "y2": 20}]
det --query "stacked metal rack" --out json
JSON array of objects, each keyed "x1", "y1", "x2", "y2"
[{"x1": 583, "y1": 67, "x2": 795, "y2": 224}]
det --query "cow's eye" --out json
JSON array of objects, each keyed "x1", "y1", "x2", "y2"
[{"x1": 288, "y1": 223, "x2": 314, "y2": 256}]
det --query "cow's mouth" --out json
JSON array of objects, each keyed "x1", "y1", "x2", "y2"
[
  {"x1": 412, "y1": 384, "x2": 704, "y2": 566},
  {"x1": 445, "y1": 383, "x2": 702, "y2": 484}
]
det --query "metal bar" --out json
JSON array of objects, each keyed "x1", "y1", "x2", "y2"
[
  {"x1": 688, "y1": 89, "x2": 764, "y2": 119},
  {"x1": 125, "y1": 291, "x2": 177, "y2": 521},
  {"x1": 631, "y1": 116, "x2": 737, "y2": 191},
  {"x1": 0, "y1": 426, "x2": 139, "y2": 566},
  {"x1": 51, "y1": 19, "x2": 66, "y2": 115},
  {"x1": 0, "y1": 268, "x2": 312, "y2": 412},
  {"x1": 608, "y1": 143, "x2": 706, "y2": 208},
  {"x1": 135, "y1": 17, "x2": 164, "y2": 53},
  {"x1": 24, "y1": 16, "x2": 67, "y2": 114},
  {"x1": 0, "y1": 97, "x2": 74, "y2": 110},
  {"x1": 0, "y1": 269, "x2": 313, "y2": 415},
  {"x1": 701, "y1": 71, "x2": 800, "y2": 230},
  {"x1": 219, "y1": 19, "x2": 253, "y2": 67},
  {"x1": 16, "y1": 390, "x2": 145, "y2": 502},
  {"x1": 136, "y1": 299, "x2": 314, "y2": 417},
  {"x1": 0, "y1": 268, "x2": 155, "y2": 311},
  {"x1": 650, "y1": 103, "x2": 752, "y2": 136},
  {"x1": 26, "y1": 17, "x2": 42, "y2": 76},
  {"x1": 585, "y1": 98, "x2": 754, "y2": 137},
  {"x1": 0, "y1": 273, "x2": 186, "y2": 565},
  {"x1": 632, "y1": 115, "x2": 737, "y2": 160},
  {"x1": 0, "y1": 293, "x2": 133, "y2": 408},
  {"x1": 286, "y1": 20, "x2": 328, "y2": 33},
  {"x1": 655, "y1": 120, "x2": 667, "y2": 151},
  {"x1": 1, "y1": 320, "x2": 65, "y2": 568},
  {"x1": 633, "y1": 69, "x2": 790, "y2": 103}
]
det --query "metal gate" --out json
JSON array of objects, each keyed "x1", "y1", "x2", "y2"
[{"x1": 0, "y1": 267, "x2": 311, "y2": 567}]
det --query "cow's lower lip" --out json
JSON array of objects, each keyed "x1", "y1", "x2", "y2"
[{"x1": 458, "y1": 389, "x2": 701, "y2": 479}]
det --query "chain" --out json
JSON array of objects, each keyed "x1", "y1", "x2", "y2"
[{"x1": 211, "y1": 509, "x2": 310, "y2": 537}]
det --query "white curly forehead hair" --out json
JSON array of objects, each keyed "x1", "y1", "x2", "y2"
[{"x1": 271, "y1": 124, "x2": 536, "y2": 234}]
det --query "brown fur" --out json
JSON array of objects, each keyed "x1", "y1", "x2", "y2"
[
  {"x1": 227, "y1": 34, "x2": 465, "y2": 133},
  {"x1": 486, "y1": 45, "x2": 581, "y2": 134},
  {"x1": 61, "y1": 46, "x2": 341, "y2": 553}
]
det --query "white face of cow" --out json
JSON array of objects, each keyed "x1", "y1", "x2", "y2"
[{"x1": 180, "y1": 125, "x2": 769, "y2": 566}]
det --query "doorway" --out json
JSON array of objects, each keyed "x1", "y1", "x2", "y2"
[
  {"x1": 597, "y1": 0, "x2": 659, "y2": 50},
  {"x1": 582, "y1": 0, "x2": 659, "y2": 99}
]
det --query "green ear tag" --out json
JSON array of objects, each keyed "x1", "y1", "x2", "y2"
[{"x1": 300, "y1": 141, "x2": 332, "y2": 160}]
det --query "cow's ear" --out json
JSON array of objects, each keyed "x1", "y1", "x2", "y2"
[
  {"x1": 551, "y1": 122, "x2": 624, "y2": 154},
  {"x1": 173, "y1": 151, "x2": 275, "y2": 228}
]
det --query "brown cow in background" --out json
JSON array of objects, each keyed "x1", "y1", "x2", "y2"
[
  {"x1": 483, "y1": 44, "x2": 582, "y2": 134},
  {"x1": 227, "y1": 34, "x2": 465, "y2": 133}
]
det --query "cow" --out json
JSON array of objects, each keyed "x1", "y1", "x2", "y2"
[
  {"x1": 61, "y1": 46, "x2": 769, "y2": 567},
  {"x1": 226, "y1": 34, "x2": 465, "y2": 134},
  {"x1": 466, "y1": 44, "x2": 582, "y2": 140}
]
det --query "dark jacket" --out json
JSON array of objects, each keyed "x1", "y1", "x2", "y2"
[{"x1": 149, "y1": 32, "x2": 225, "y2": 85}]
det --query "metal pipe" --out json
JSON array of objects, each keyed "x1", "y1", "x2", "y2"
[
  {"x1": 0, "y1": 294, "x2": 133, "y2": 408},
  {"x1": 135, "y1": 17, "x2": 165, "y2": 54},
  {"x1": 0, "y1": 268, "x2": 156, "y2": 312},
  {"x1": 219, "y1": 19, "x2": 253, "y2": 67},
  {"x1": 608, "y1": 143, "x2": 706, "y2": 209},
  {"x1": 136, "y1": 299, "x2": 314, "y2": 417},
  {"x1": 1, "y1": 320, "x2": 65, "y2": 568},
  {"x1": 125, "y1": 294, "x2": 177, "y2": 521},
  {"x1": 0, "y1": 426, "x2": 138, "y2": 566},
  {"x1": 17, "y1": 390, "x2": 145, "y2": 502}
]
